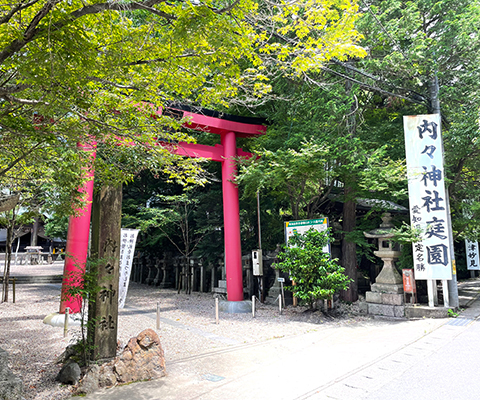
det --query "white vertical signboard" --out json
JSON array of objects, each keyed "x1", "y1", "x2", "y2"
[
  {"x1": 118, "y1": 228, "x2": 140, "y2": 309},
  {"x1": 462, "y1": 201, "x2": 479, "y2": 271},
  {"x1": 404, "y1": 114, "x2": 452, "y2": 280},
  {"x1": 465, "y1": 240, "x2": 480, "y2": 270}
]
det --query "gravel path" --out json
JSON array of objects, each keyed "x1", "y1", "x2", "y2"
[{"x1": 0, "y1": 282, "x2": 370, "y2": 400}]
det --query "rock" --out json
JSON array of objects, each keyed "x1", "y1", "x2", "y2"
[
  {"x1": 76, "y1": 329, "x2": 166, "y2": 395},
  {"x1": 56, "y1": 360, "x2": 81, "y2": 385},
  {"x1": 114, "y1": 328, "x2": 166, "y2": 384},
  {"x1": 54, "y1": 344, "x2": 77, "y2": 365},
  {"x1": 77, "y1": 365, "x2": 100, "y2": 394},
  {"x1": 0, "y1": 347, "x2": 23, "y2": 400},
  {"x1": 98, "y1": 364, "x2": 118, "y2": 388}
]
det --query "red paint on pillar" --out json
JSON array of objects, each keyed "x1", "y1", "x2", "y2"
[
  {"x1": 59, "y1": 142, "x2": 96, "y2": 314},
  {"x1": 221, "y1": 131, "x2": 244, "y2": 301}
]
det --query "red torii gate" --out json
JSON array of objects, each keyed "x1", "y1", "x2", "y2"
[{"x1": 60, "y1": 105, "x2": 266, "y2": 314}]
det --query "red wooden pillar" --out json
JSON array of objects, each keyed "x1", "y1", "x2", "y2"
[
  {"x1": 59, "y1": 142, "x2": 96, "y2": 314},
  {"x1": 221, "y1": 131, "x2": 244, "y2": 301}
]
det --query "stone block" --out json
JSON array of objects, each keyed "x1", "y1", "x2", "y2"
[
  {"x1": 381, "y1": 293, "x2": 404, "y2": 306},
  {"x1": 405, "y1": 306, "x2": 448, "y2": 319},
  {"x1": 371, "y1": 282, "x2": 404, "y2": 294},
  {"x1": 219, "y1": 300, "x2": 252, "y2": 313},
  {"x1": 358, "y1": 301, "x2": 369, "y2": 314},
  {"x1": 368, "y1": 303, "x2": 405, "y2": 318},
  {"x1": 365, "y1": 291, "x2": 382, "y2": 304},
  {"x1": 218, "y1": 280, "x2": 227, "y2": 289}
]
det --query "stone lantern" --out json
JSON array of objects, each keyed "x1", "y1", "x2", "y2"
[{"x1": 364, "y1": 213, "x2": 405, "y2": 317}]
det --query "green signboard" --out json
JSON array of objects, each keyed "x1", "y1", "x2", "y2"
[{"x1": 284, "y1": 218, "x2": 330, "y2": 253}]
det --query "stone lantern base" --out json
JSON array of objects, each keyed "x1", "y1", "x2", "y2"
[{"x1": 365, "y1": 253, "x2": 405, "y2": 318}]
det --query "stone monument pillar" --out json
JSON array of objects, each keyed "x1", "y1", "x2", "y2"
[
  {"x1": 364, "y1": 213, "x2": 405, "y2": 318},
  {"x1": 88, "y1": 184, "x2": 122, "y2": 361}
]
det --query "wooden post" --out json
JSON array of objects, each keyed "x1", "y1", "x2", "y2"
[
  {"x1": 252, "y1": 295, "x2": 255, "y2": 318},
  {"x1": 427, "y1": 279, "x2": 435, "y2": 308},
  {"x1": 88, "y1": 184, "x2": 122, "y2": 361},
  {"x1": 442, "y1": 279, "x2": 449, "y2": 308},
  {"x1": 64, "y1": 307, "x2": 70, "y2": 338},
  {"x1": 292, "y1": 281, "x2": 297, "y2": 307},
  {"x1": 433, "y1": 280, "x2": 439, "y2": 306}
]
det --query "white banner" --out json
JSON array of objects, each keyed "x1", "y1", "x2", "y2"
[
  {"x1": 404, "y1": 114, "x2": 452, "y2": 280},
  {"x1": 465, "y1": 240, "x2": 480, "y2": 270},
  {"x1": 118, "y1": 228, "x2": 140, "y2": 309}
]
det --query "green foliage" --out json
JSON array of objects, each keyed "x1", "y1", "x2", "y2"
[
  {"x1": 390, "y1": 222, "x2": 423, "y2": 245},
  {"x1": 357, "y1": 0, "x2": 480, "y2": 243},
  {"x1": 238, "y1": 141, "x2": 335, "y2": 220},
  {"x1": 0, "y1": 0, "x2": 366, "y2": 192},
  {"x1": 448, "y1": 308, "x2": 459, "y2": 318},
  {"x1": 63, "y1": 257, "x2": 104, "y2": 366},
  {"x1": 44, "y1": 215, "x2": 69, "y2": 241},
  {"x1": 275, "y1": 228, "x2": 351, "y2": 308}
]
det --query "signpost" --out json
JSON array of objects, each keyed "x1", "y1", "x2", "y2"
[
  {"x1": 463, "y1": 203, "x2": 479, "y2": 276},
  {"x1": 118, "y1": 228, "x2": 140, "y2": 309},
  {"x1": 284, "y1": 218, "x2": 329, "y2": 307},
  {"x1": 284, "y1": 218, "x2": 329, "y2": 253},
  {"x1": 465, "y1": 240, "x2": 480, "y2": 272},
  {"x1": 404, "y1": 114, "x2": 453, "y2": 307}
]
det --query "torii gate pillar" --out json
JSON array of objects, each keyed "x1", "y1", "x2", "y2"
[{"x1": 221, "y1": 131, "x2": 243, "y2": 301}]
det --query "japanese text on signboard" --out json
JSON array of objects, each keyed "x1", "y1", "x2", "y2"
[
  {"x1": 404, "y1": 114, "x2": 452, "y2": 280},
  {"x1": 118, "y1": 228, "x2": 140, "y2": 308}
]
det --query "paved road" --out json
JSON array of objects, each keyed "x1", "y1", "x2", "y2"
[
  {"x1": 309, "y1": 300, "x2": 480, "y2": 399},
  {"x1": 79, "y1": 279, "x2": 480, "y2": 400}
]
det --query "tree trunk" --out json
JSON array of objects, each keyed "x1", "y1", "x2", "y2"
[
  {"x1": 2, "y1": 224, "x2": 13, "y2": 302},
  {"x1": 340, "y1": 62, "x2": 359, "y2": 303},
  {"x1": 340, "y1": 186, "x2": 358, "y2": 302},
  {"x1": 31, "y1": 216, "x2": 40, "y2": 246}
]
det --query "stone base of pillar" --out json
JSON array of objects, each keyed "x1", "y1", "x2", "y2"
[
  {"x1": 218, "y1": 300, "x2": 252, "y2": 314},
  {"x1": 371, "y1": 282, "x2": 404, "y2": 294},
  {"x1": 43, "y1": 312, "x2": 84, "y2": 327},
  {"x1": 367, "y1": 303, "x2": 405, "y2": 318},
  {"x1": 366, "y1": 285, "x2": 405, "y2": 317},
  {"x1": 213, "y1": 280, "x2": 227, "y2": 295}
]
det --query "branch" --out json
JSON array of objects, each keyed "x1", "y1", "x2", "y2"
[
  {"x1": 213, "y1": 0, "x2": 241, "y2": 14},
  {"x1": 318, "y1": 66, "x2": 426, "y2": 105},
  {"x1": 0, "y1": 141, "x2": 44, "y2": 178},
  {"x1": 87, "y1": 77, "x2": 139, "y2": 90},
  {"x1": 1, "y1": 94, "x2": 47, "y2": 105},
  {"x1": 0, "y1": 0, "x2": 41, "y2": 24},
  {"x1": 128, "y1": 0, "x2": 174, "y2": 20},
  {"x1": 0, "y1": 84, "x2": 31, "y2": 96},
  {"x1": 0, "y1": 0, "x2": 174, "y2": 65},
  {"x1": 126, "y1": 51, "x2": 216, "y2": 66}
]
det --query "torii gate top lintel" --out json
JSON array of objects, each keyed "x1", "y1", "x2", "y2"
[{"x1": 164, "y1": 104, "x2": 267, "y2": 137}]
